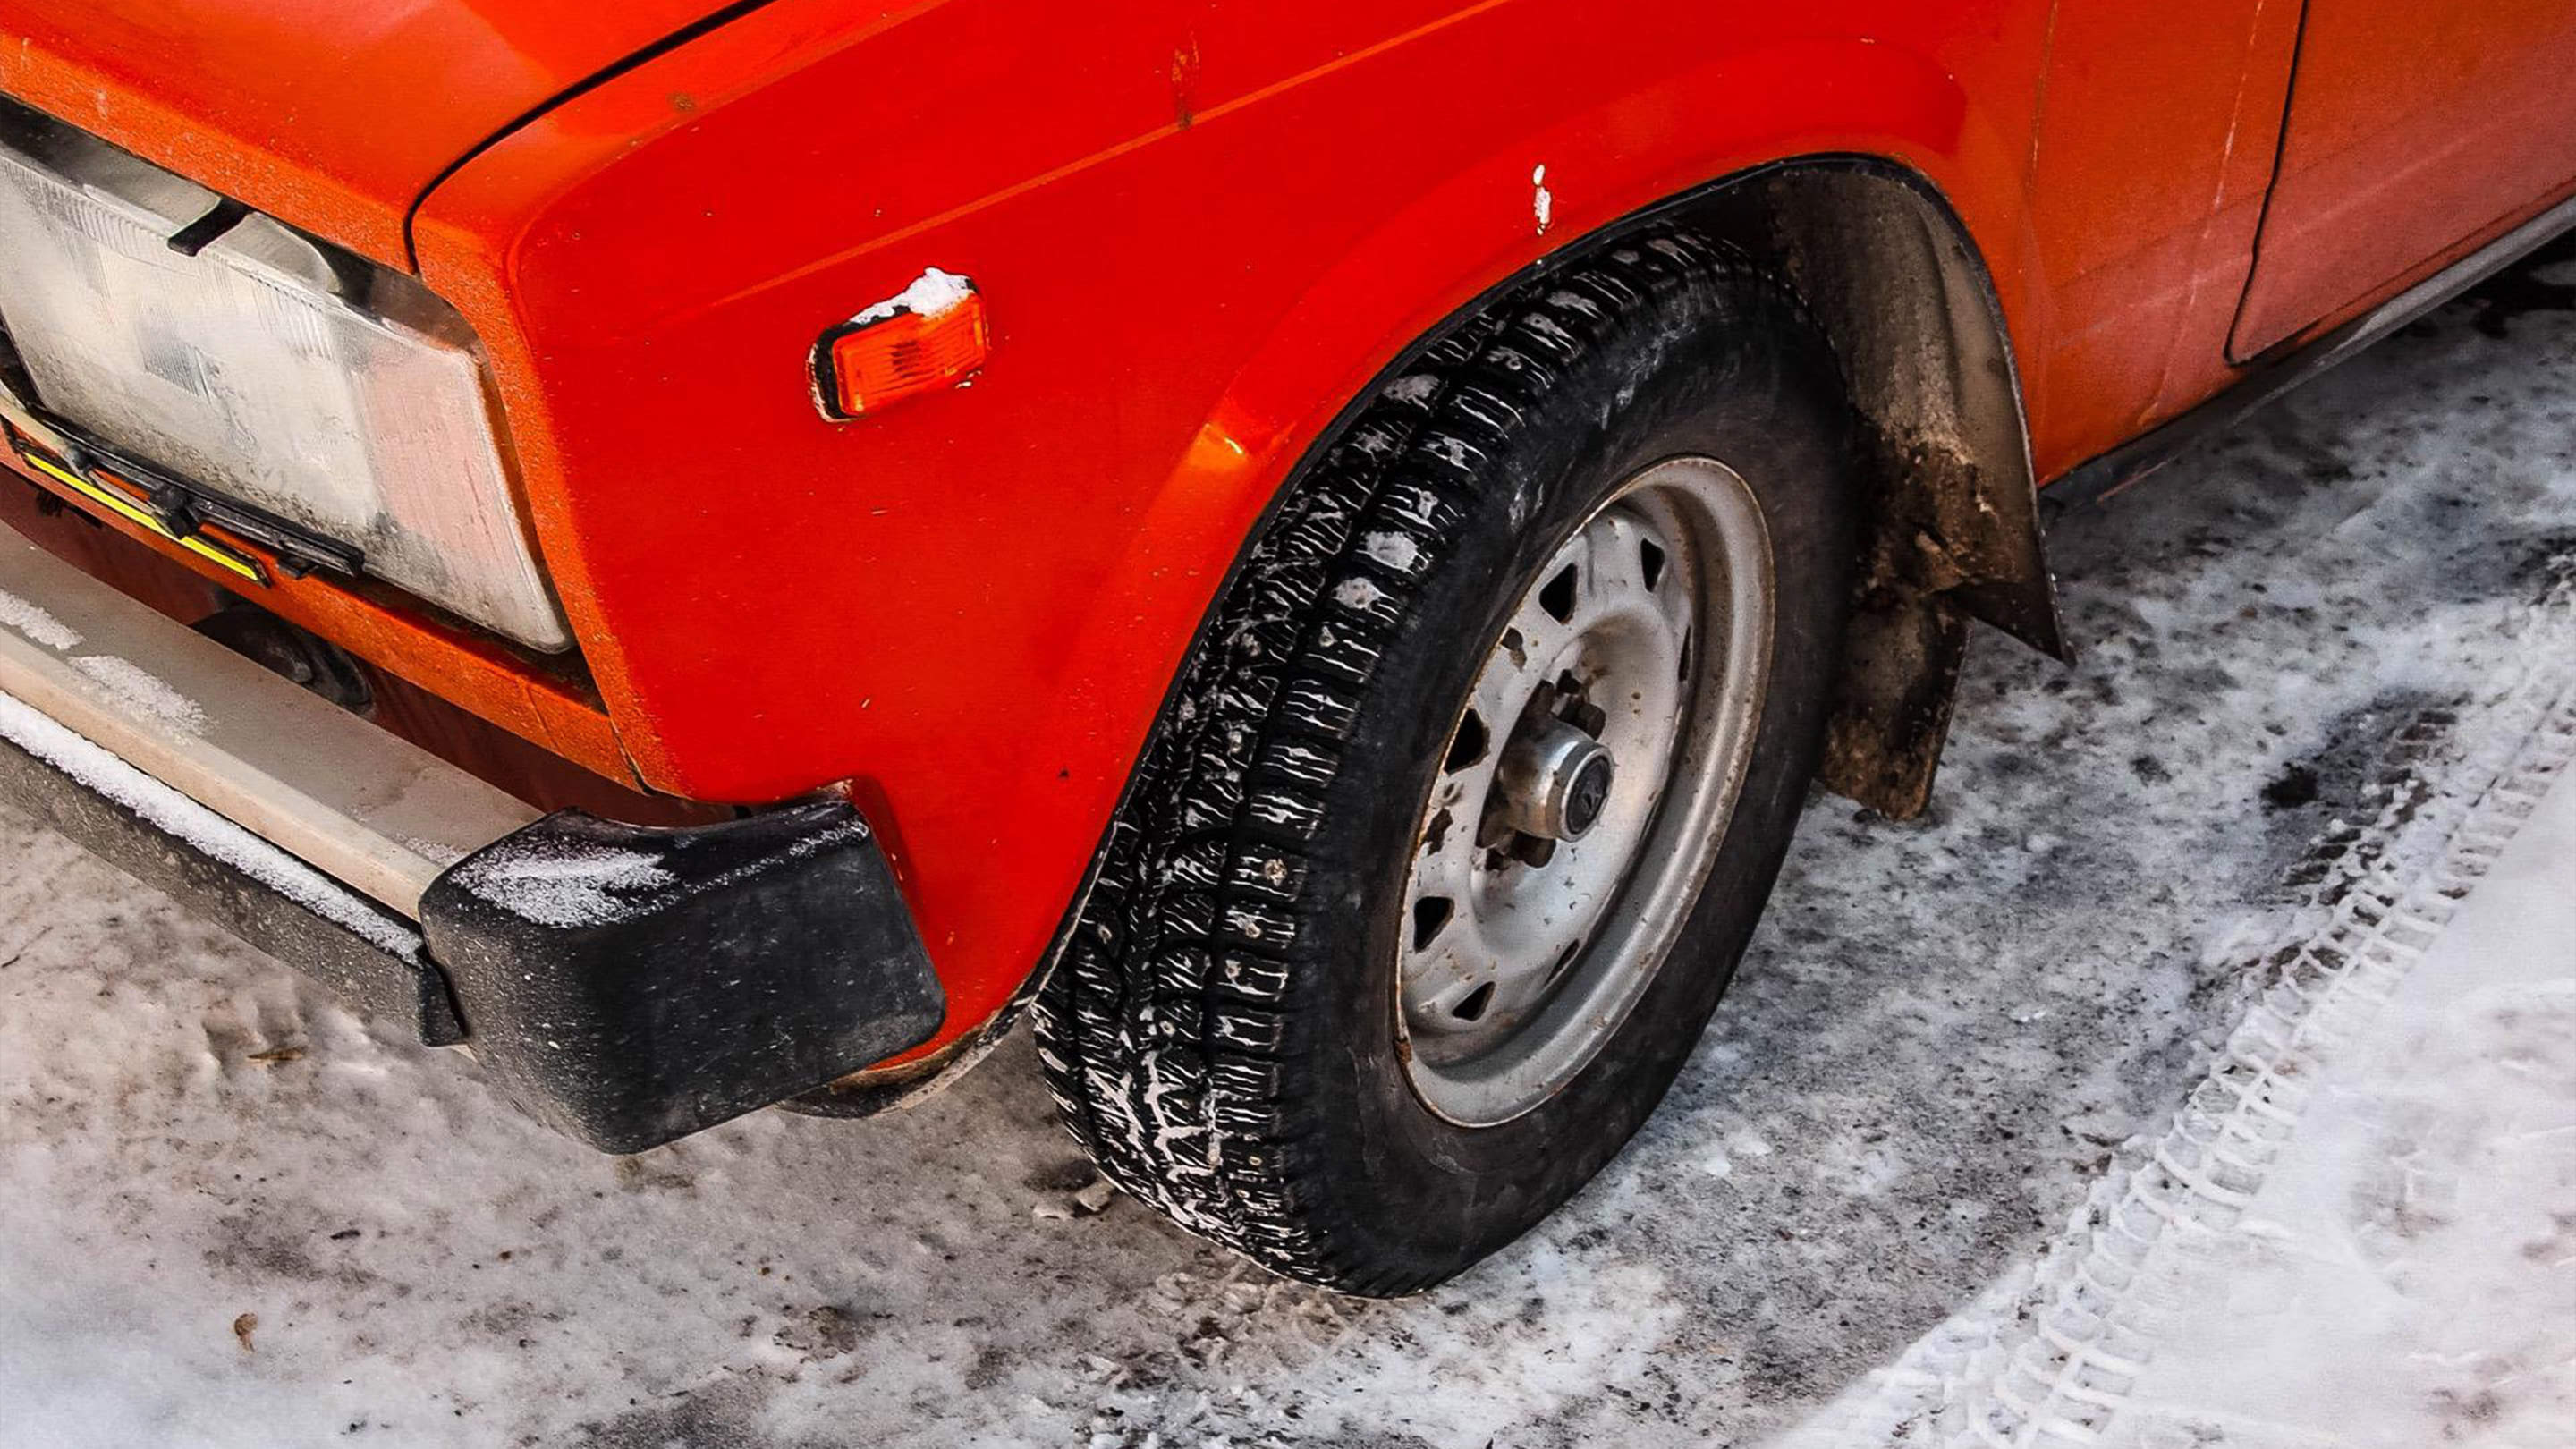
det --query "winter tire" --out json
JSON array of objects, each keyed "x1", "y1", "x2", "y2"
[{"x1": 1035, "y1": 229, "x2": 1860, "y2": 1294}]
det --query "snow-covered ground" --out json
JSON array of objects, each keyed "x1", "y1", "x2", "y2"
[{"x1": 5, "y1": 252, "x2": 2576, "y2": 1448}]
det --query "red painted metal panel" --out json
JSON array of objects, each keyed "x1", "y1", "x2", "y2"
[
  {"x1": 2016, "y1": 0, "x2": 2302, "y2": 480},
  {"x1": 0, "y1": 0, "x2": 751, "y2": 267},
  {"x1": 2232, "y1": 0, "x2": 2576, "y2": 358}
]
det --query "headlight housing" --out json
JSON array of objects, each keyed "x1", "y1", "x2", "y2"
[{"x1": 0, "y1": 106, "x2": 571, "y2": 652}]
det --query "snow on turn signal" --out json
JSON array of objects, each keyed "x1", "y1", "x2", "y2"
[{"x1": 814, "y1": 268, "x2": 990, "y2": 420}]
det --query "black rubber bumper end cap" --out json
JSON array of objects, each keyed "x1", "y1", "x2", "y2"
[{"x1": 418, "y1": 799, "x2": 945, "y2": 1154}]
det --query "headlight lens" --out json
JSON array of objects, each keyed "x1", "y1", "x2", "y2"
[{"x1": 0, "y1": 114, "x2": 571, "y2": 652}]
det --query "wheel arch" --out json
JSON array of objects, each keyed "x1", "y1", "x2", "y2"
[
  {"x1": 1679, "y1": 159, "x2": 2073, "y2": 817},
  {"x1": 1177, "y1": 156, "x2": 2072, "y2": 823},
  {"x1": 1064, "y1": 156, "x2": 2067, "y2": 839}
]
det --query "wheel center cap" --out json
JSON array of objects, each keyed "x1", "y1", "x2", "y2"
[
  {"x1": 1562, "y1": 750, "x2": 1615, "y2": 838},
  {"x1": 1495, "y1": 716, "x2": 1618, "y2": 843}
]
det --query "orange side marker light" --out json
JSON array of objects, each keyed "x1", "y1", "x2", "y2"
[{"x1": 814, "y1": 268, "x2": 989, "y2": 420}]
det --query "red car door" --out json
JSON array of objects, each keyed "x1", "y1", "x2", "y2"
[{"x1": 2231, "y1": 0, "x2": 2576, "y2": 359}]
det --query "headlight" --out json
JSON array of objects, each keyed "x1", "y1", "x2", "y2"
[{"x1": 0, "y1": 108, "x2": 571, "y2": 652}]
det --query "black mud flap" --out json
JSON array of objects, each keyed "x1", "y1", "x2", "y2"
[{"x1": 419, "y1": 800, "x2": 944, "y2": 1154}]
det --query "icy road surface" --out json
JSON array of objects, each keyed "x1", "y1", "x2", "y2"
[{"x1": 6, "y1": 251, "x2": 2576, "y2": 1448}]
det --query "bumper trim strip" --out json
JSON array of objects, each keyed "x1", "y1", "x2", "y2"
[
  {"x1": 0, "y1": 686, "x2": 465, "y2": 1041},
  {"x1": 0, "y1": 527, "x2": 541, "y2": 916}
]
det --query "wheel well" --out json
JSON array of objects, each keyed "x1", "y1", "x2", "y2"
[{"x1": 1671, "y1": 160, "x2": 2070, "y2": 817}]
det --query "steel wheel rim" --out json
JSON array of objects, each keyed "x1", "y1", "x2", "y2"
[{"x1": 1394, "y1": 455, "x2": 1776, "y2": 1127}]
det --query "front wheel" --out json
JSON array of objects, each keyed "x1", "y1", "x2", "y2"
[{"x1": 1036, "y1": 231, "x2": 1859, "y2": 1294}]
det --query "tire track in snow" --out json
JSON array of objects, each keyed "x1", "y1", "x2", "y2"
[{"x1": 1767, "y1": 586, "x2": 2576, "y2": 1449}]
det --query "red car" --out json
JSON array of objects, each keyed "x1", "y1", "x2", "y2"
[{"x1": 0, "y1": 0, "x2": 2569, "y2": 1293}]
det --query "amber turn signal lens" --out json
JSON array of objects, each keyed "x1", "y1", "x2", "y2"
[{"x1": 816, "y1": 272, "x2": 990, "y2": 419}]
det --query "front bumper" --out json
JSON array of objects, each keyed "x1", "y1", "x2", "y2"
[{"x1": 0, "y1": 527, "x2": 944, "y2": 1152}]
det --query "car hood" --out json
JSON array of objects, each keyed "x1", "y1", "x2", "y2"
[{"x1": 0, "y1": 0, "x2": 751, "y2": 269}]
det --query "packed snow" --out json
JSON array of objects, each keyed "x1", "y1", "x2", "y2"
[
  {"x1": 439, "y1": 839, "x2": 678, "y2": 931},
  {"x1": 68, "y1": 655, "x2": 208, "y2": 737},
  {"x1": 1359, "y1": 530, "x2": 1420, "y2": 572},
  {"x1": 1770, "y1": 666, "x2": 2576, "y2": 1449},
  {"x1": 0, "y1": 584, "x2": 80, "y2": 652},
  {"x1": 2093, "y1": 737, "x2": 2576, "y2": 1446},
  {"x1": 4, "y1": 250, "x2": 2576, "y2": 1447},
  {"x1": 846, "y1": 268, "x2": 979, "y2": 329}
]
